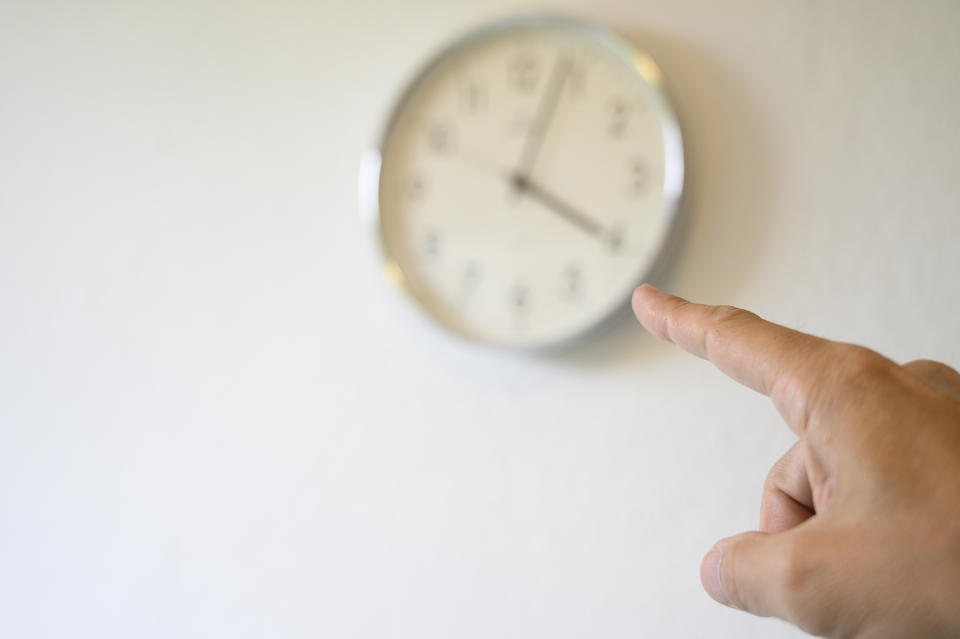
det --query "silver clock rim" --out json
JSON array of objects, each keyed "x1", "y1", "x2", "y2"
[{"x1": 358, "y1": 13, "x2": 685, "y2": 351}]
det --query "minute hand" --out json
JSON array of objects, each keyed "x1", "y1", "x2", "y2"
[{"x1": 515, "y1": 175, "x2": 607, "y2": 240}]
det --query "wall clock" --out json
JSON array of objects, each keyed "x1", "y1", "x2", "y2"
[{"x1": 360, "y1": 15, "x2": 683, "y2": 349}]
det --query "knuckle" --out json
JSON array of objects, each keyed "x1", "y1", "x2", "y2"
[
  {"x1": 778, "y1": 541, "x2": 815, "y2": 592},
  {"x1": 796, "y1": 345, "x2": 895, "y2": 430},
  {"x1": 706, "y1": 304, "x2": 755, "y2": 326},
  {"x1": 904, "y1": 358, "x2": 959, "y2": 378},
  {"x1": 831, "y1": 344, "x2": 892, "y2": 386},
  {"x1": 770, "y1": 537, "x2": 838, "y2": 634},
  {"x1": 773, "y1": 370, "x2": 818, "y2": 427},
  {"x1": 758, "y1": 487, "x2": 780, "y2": 532},
  {"x1": 762, "y1": 467, "x2": 780, "y2": 495},
  {"x1": 773, "y1": 540, "x2": 817, "y2": 609},
  {"x1": 757, "y1": 494, "x2": 788, "y2": 534},
  {"x1": 763, "y1": 452, "x2": 792, "y2": 494},
  {"x1": 721, "y1": 541, "x2": 749, "y2": 609},
  {"x1": 703, "y1": 305, "x2": 757, "y2": 351}
]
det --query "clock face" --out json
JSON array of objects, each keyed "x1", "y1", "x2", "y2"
[{"x1": 369, "y1": 17, "x2": 683, "y2": 349}]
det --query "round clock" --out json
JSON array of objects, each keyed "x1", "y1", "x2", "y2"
[{"x1": 360, "y1": 15, "x2": 683, "y2": 349}]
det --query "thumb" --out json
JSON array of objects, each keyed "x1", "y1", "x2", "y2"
[{"x1": 701, "y1": 530, "x2": 817, "y2": 621}]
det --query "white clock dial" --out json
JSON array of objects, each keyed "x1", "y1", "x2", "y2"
[{"x1": 365, "y1": 16, "x2": 683, "y2": 349}]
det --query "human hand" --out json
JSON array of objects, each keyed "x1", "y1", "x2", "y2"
[{"x1": 632, "y1": 285, "x2": 960, "y2": 638}]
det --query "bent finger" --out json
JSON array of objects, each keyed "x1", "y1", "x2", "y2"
[{"x1": 760, "y1": 441, "x2": 815, "y2": 533}]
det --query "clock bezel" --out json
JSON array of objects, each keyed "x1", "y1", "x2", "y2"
[{"x1": 358, "y1": 13, "x2": 685, "y2": 351}]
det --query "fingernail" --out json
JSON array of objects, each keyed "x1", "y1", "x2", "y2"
[
  {"x1": 632, "y1": 284, "x2": 659, "y2": 312},
  {"x1": 701, "y1": 548, "x2": 730, "y2": 606},
  {"x1": 634, "y1": 283, "x2": 661, "y2": 298}
]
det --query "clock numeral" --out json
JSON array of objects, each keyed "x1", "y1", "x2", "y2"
[
  {"x1": 426, "y1": 122, "x2": 455, "y2": 154},
  {"x1": 406, "y1": 176, "x2": 426, "y2": 202},
  {"x1": 510, "y1": 284, "x2": 530, "y2": 314},
  {"x1": 628, "y1": 159, "x2": 650, "y2": 196},
  {"x1": 461, "y1": 260, "x2": 481, "y2": 294},
  {"x1": 509, "y1": 52, "x2": 540, "y2": 93},
  {"x1": 424, "y1": 230, "x2": 441, "y2": 258},
  {"x1": 606, "y1": 227, "x2": 625, "y2": 253},
  {"x1": 564, "y1": 263, "x2": 582, "y2": 297},
  {"x1": 460, "y1": 81, "x2": 486, "y2": 114},
  {"x1": 609, "y1": 98, "x2": 630, "y2": 138}
]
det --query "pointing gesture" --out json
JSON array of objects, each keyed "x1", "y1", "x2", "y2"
[{"x1": 632, "y1": 285, "x2": 960, "y2": 639}]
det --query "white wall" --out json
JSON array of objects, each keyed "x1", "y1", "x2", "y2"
[{"x1": 2, "y1": 1, "x2": 958, "y2": 637}]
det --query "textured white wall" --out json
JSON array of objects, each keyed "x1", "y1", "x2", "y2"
[{"x1": 2, "y1": 1, "x2": 958, "y2": 637}]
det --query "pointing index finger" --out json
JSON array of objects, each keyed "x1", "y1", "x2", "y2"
[{"x1": 632, "y1": 285, "x2": 834, "y2": 432}]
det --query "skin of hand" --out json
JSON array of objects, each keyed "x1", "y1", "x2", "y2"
[{"x1": 631, "y1": 285, "x2": 960, "y2": 639}]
